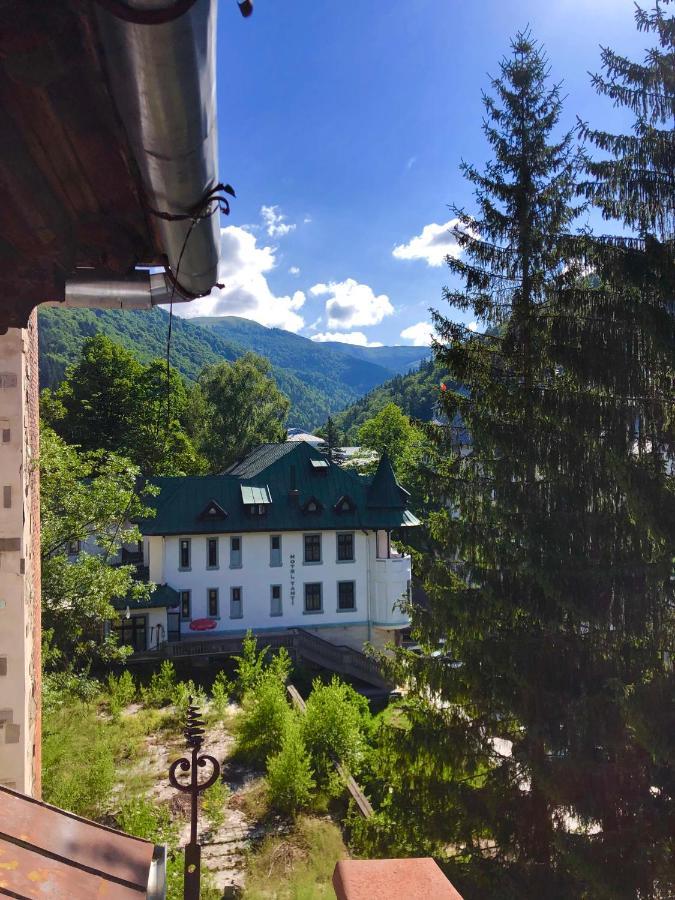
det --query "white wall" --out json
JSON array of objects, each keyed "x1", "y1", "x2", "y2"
[{"x1": 152, "y1": 529, "x2": 411, "y2": 636}]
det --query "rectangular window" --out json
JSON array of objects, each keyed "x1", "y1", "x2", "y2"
[
  {"x1": 270, "y1": 535, "x2": 282, "y2": 567},
  {"x1": 304, "y1": 582, "x2": 322, "y2": 613},
  {"x1": 303, "y1": 533, "x2": 321, "y2": 564},
  {"x1": 207, "y1": 538, "x2": 218, "y2": 569},
  {"x1": 337, "y1": 532, "x2": 354, "y2": 562},
  {"x1": 230, "y1": 536, "x2": 242, "y2": 568},
  {"x1": 337, "y1": 581, "x2": 355, "y2": 611},
  {"x1": 179, "y1": 538, "x2": 191, "y2": 570},
  {"x1": 67, "y1": 539, "x2": 81, "y2": 556},
  {"x1": 207, "y1": 588, "x2": 219, "y2": 617},
  {"x1": 270, "y1": 584, "x2": 282, "y2": 617},
  {"x1": 180, "y1": 590, "x2": 191, "y2": 620},
  {"x1": 230, "y1": 586, "x2": 243, "y2": 619}
]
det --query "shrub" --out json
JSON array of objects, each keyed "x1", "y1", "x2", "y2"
[
  {"x1": 236, "y1": 675, "x2": 292, "y2": 765},
  {"x1": 202, "y1": 778, "x2": 230, "y2": 832},
  {"x1": 172, "y1": 679, "x2": 208, "y2": 716},
  {"x1": 107, "y1": 670, "x2": 136, "y2": 718},
  {"x1": 302, "y1": 676, "x2": 372, "y2": 787},
  {"x1": 117, "y1": 795, "x2": 178, "y2": 848},
  {"x1": 141, "y1": 660, "x2": 177, "y2": 707},
  {"x1": 211, "y1": 669, "x2": 233, "y2": 716},
  {"x1": 233, "y1": 631, "x2": 293, "y2": 698},
  {"x1": 267, "y1": 719, "x2": 315, "y2": 816},
  {"x1": 43, "y1": 671, "x2": 101, "y2": 713}
]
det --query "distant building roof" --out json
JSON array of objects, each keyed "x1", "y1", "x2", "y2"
[
  {"x1": 286, "y1": 428, "x2": 326, "y2": 445},
  {"x1": 0, "y1": 784, "x2": 164, "y2": 899},
  {"x1": 140, "y1": 442, "x2": 419, "y2": 536},
  {"x1": 112, "y1": 582, "x2": 181, "y2": 611}
]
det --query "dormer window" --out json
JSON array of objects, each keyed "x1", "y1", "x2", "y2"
[
  {"x1": 310, "y1": 458, "x2": 329, "y2": 473},
  {"x1": 302, "y1": 496, "x2": 323, "y2": 514},
  {"x1": 334, "y1": 495, "x2": 355, "y2": 514},
  {"x1": 241, "y1": 485, "x2": 272, "y2": 516},
  {"x1": 198, "y1": 499, "x2": 227, "y2": 521},
  {"x1": 250, "y1": 503, "x2": 267, "y2": 516}
]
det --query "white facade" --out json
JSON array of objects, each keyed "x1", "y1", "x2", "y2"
[{"x1": 142, "y1": 527, "x2": 410, "y2": 648}]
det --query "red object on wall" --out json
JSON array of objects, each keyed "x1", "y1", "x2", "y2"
[
  {"x1": 189, "y1": 618, "x2": 218, "y2": 632},
  {"x1": 333, "y1": 859, "x2": 463, "y2": 900}
]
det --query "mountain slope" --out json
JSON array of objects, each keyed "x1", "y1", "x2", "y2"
[
  {"x1": 37, "y1": 308, "x2": 423, "y2": 430},
  {"x1": 331, "y1": 357, "x2": 447, "y2": 441}
]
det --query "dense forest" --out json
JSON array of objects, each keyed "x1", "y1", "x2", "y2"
[{"x1": 38, "y1": 307, "x2": 423, "y2": 430}]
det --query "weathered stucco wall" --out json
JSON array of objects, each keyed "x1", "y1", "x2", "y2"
[{"x1": 0, "y1": 311, "x2": 41, "y2": 796}]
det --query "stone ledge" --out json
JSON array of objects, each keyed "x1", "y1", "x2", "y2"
[{"x1": 332, "y1": 858, "x2": 463, "y2": 900}]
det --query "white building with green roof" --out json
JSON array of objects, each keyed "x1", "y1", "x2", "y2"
[{"x1": 115, "y1": 441, "x2": 419, "y2": 657}]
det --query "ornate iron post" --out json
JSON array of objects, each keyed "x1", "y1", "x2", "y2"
[{"x1": 169, "y1": 698, "x2": 221, "y2": 900}]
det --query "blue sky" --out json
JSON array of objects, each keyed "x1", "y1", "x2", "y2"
[{"x1": 176, "y1": 0, "x2": 647, "y2": 347}]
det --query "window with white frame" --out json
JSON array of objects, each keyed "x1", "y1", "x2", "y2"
[
  {"x1": 270, "y1": 534, "x2": 282, "y2": 567},
  {"x1": 207, "y1": 587, "x2": 219, "y2": 617},
  {"x1": 230, "y1": 586, "x2": 243, "y2": 618},
  {"x1": 304, "y1": 582, "x2": 322, "y2": 613},
  {"x1": 207, "y1": 537, "x2": 218, "y2": 569},
  {"x1": 179, "y1": 538, "x2": 191, "y2": 570},
  {"x1": 270, "y1": 584, "x2": 282, "y2": 616},
  {"x1": 230, "y1": 536, "x2": 242, "y2": 568},
  {"x1": 303, "y1": 533, "x2": 321, "y2": 564}
]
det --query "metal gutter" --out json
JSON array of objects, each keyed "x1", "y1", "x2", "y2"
[{"x1": 64, "y1": 0, "x2": 222, "y2": 308}]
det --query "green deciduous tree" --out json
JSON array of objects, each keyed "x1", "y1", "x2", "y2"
[
  {"x1": 42, "y1": 335, "x2": 204, "y2": 475},
  {"x1": 40, "y1": 425, "x2": 157, "y2": 669},
  {"x1": 191, "y1": 353, "x2": 290, "y2": 472}
]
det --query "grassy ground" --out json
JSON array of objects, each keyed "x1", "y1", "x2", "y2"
[{"x1": 242, "y1": 816, "x2": 348, "y2": 900}]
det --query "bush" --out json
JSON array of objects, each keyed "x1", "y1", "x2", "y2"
[
  {"x1": 211, "y1": 669, "x2": 233, "y2": 716},
  {"x1": 302, "y1": 677, "x2": 372, "y2": 787},
  {"x1": 267, "y1": 720, "x2": 315, "y2": 816},
  {"x1": 107, "y1": 669, "x2": 136, "y2": 718},
  {"x1": 202, "y1": 778, "x2": 230, "y2": 832},
  {"x1": 43, "y1": 671, "x2": 101, "y2": 713},
  {"x1": 234, "y1": 631, "x2": 293, "y2": 698},
  {"x1": 117, "y1": 795, "x2": 178, "y2": 848},
  {"x1": 236, "y1": 676, "x2": 292, "y2": 765},
  {"x1": 172, "y1": 679, "x2": 208, "y2": 716},
  {"x1": 141, "y1": 660, "x2": 177, "y2": 707}
]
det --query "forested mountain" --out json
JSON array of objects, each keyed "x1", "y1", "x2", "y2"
[
  {"x1": 331, "y1": 357, "x2": 446, "y2": 440},
  {"x1": 38, "y1": 307, "x2": 422, "y2": 430}
]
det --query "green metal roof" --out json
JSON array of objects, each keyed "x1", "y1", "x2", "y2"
[
  {"x1": 112, "y1": 583, "x2": 180, "y2": 611},
  {"x1": 140, "y1": 442, "x2": 418, "y2": 536},
  {"x1": 240, "y1": 484, "x2": 272, "y2": 504}
]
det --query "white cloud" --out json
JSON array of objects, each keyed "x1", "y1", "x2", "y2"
[
  {"x1": 303, "y1": 216, "x2": 312, "y2": 224},
  {"x1": 406, "y1": 155, "x2": 417, "y2": 170},
  {"x1": 311, "y1": 331, "x2": 383, "y2": 347},
  {"x1": 310, "y1": 278, "x2": 393, "y2": 329},
  {"x1": 392, "y1": 217, "x2": 470, "y2": 267},
  {"x1": 261, "y1": 204, "x2": 296, "y2": 238},
  {"x1": 400, "y1": 321, "x2": 436, "y2": 346},
  {"x1": 172, "y1": 225, "x2": 305, "y2": 331},
  {"x1": 288, "y1": 266, "x2": 301, "y2": 276},
  {"x1": 467, "y1": 320, "x2": 478, "y2": 332}
]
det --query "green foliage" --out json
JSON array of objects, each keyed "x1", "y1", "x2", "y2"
[
  {"x1": 233, "y1": 632, "x2": 292, "y2": 698},
  {"x1": 210, "y1": 670, "x2": 234, "y2": 716},
  {"x1": 301, "y1": 677, "x2": 372, "y2": 787},
  {"x1": 106, "y1": 670, "x2": 136, "y2": 718},
  {"x1": 236, "y1": 676, "x2": 293, "y2": 766},
  {"x1": 332, "y1": 357, "x2": 449, "y2": 441},
  {"x1": 39, "y1": 307, "x2": 421, "y2": 432},
  {"x1": 242, "y1": 815, "x2": 347, "y2": 900},
  {"x1": 117, "y1": 795, "x2": 178, "y2": 848},
  {"x1": 42, "y1": 701, "x2": 116, "y2": 819},
  {"x1": 266, "y1": 718, "x2": 315, "y2": 816},
  {"x1": 141, "y1": 661, "x2": 178, "y2": 708},
  {"x1": 42, "y1": 334, "x2": 204, "y2": 475},
  {"x1": 40, "y1": 425, "x2": 157, "y2": 670},
  {"x1": 191, "y1": 353, "x2": 290, "y2": 472},
  {"x1": 172, "y1": 678, "x2": 208, "y2": 716},
  {"x1": 201, "y1": 778, "x2": 230, "y2": 832},
  {"x1": 42, "y1": 671, "x2": 101, "y2": 713},
  {"x1": 357, "y1": 402, "x2": 421, "y2": 469}
]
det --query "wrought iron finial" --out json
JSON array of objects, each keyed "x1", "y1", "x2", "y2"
[{"x1": 168, "y1": 696, "x2": 221, "y2": 900}]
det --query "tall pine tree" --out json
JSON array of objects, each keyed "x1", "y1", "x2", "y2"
[{"x1": 356, "y1": 21, "x2": 674, "y2": 900}]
